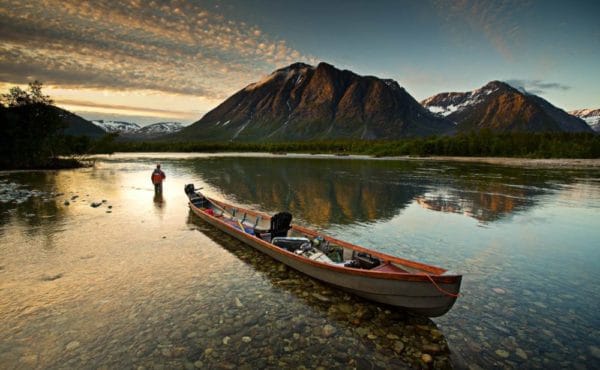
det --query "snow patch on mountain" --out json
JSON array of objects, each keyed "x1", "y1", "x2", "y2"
[
  {"x1": 570, "y1": 109, "x2": 600, "y2": 132},
  {"x1": 422, "y1": 86, "x2": 499, "y2": 117},
  {"x1": 245, "y1": 63, "x2": 314, "y2": 91},
  {"x1": 92, "y1": 120, "x2": 141, "y2": 133},
  {"x1": 92, "y1": 120, "x2": 185, "y2": 137},
  {"x1": 136, "y1": 122, "x2": 184, "y2": 135}
]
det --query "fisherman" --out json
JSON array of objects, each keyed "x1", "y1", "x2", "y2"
[{"x1": 151, "y1": 164, "x2": 166, "y2": 193}]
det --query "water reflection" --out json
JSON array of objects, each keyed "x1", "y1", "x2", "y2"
[
  {"x1": 2, "y1": 154, "x2": 599, "y2": 369},
  {"x1": 182, "y1": 157, "x2": 583, "y2": 225},
  {"x1": 186, "y1": 212, "x2": 453, "y2": 368},
  {"x1": 153, "y1": 192, "x2": 165, "y2": 209}
]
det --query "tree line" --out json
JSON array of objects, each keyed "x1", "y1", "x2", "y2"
[
  {"x1": 0, "y1": 81, "x2": 114, "y2": 169},
  {"x1": 2, "y1": 82, "x2": 598, "y2": 170},
  {"x1": 106, "y1": 131, "x2": 600, "y2": 159}
]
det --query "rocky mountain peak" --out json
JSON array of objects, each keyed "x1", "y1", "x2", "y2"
[
  {"x1": 178, "y1": 62, "x2": 455, "y2": 141},
  {"x1": 422, "y1": 81, "x2": 593, "y2": 133}
]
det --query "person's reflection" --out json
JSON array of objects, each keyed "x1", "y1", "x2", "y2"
[{"x1": 153, "y1": 192, "x2": 166, "y2": 213}]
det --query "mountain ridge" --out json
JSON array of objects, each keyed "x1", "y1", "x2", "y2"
[
  {"x1": 422, "y1": 81, "x2": 593, "y2": 133},
  {"x1": 92, "y1": 120, "x2": 184, "y2": 138},
  {"x1": 570, "y1": 109, "x2": 600, "y2": 132},
  {"x1": 176, "y1": 62, "x2": 456, "y2": 141}
]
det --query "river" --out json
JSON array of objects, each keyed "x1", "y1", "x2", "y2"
[{"x1": 1, "y1": 153, "x2": 599, "y2": 369}]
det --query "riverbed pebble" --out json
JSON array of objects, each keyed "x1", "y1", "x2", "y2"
[
  {"x1": 495, "y1": 349, "x2": 510, "y2": 358},
  {"x1": 66, "y1": 341, "x2": 80, "y2": 351}
]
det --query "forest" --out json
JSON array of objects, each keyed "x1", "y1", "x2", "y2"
[{"x1": 109, "y1": 131, "x2": 600, "y2": 159}]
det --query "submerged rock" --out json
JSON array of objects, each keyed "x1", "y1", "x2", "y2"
[
  {"x1": 516, "y1": 348, "x2": 528, "y2": 360},
  {"x1": 65, "y1": 341, "x2": 80, "y2": 351},
  {"x1": 90, "y1": 202, "x2": 102, "y2": 208},
  {"x1": 234, "y1": 297, "x2": 244, "y2": 308},
  {"x1": 311, "y1": 293, "x2": 330, "y2": 302},
  {"x1": 41, "y1": 273, "x2": 63, "y2": 281},
  {"x1": 322, "y1": 324, "x2": 337, "y2": 337},
  {"x1": 495, "y1": 349, "x2": 510, "y2": 358}
]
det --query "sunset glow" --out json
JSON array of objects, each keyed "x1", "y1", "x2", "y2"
[{"x1": 1, "y1": 0, "x2": 598, "y2": 125}]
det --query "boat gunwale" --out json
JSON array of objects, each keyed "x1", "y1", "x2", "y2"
[{"x1": 189, "y1": 196, "x2": 461, "y2": 284}]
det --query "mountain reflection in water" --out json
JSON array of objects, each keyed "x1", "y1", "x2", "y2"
[
  {"x1": 184, "y1": 157, "x2": 573, "y2": 225},
  {"x1": 1, "y1": 153, "x2": 599, "y2": 369}
]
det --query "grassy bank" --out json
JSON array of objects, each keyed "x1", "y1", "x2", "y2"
[{"x1": 105, "y1": 132, "x2": 600, "y2": 159}]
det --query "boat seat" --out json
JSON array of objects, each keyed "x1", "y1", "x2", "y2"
[
  {"x1": 269, "y1": 212, "x2": 292, "y2": 238},
  {"x1": 372, "y1": 262, "x2": 407, "y2": 273}
]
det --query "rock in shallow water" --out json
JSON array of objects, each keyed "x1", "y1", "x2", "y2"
[
  {"x1": 495, "y1": 349, "x2": 510, "y2": 358},
  {"x1": 422, "y1": 343, "x2": 442, "y2": 354},
  {"x1": 311, "y1": 293, "x2": 330, "y2": 302},
  {"x1": 322, "y1": 325, "x2": 337, "y2": 337},
  {"x1": 41, "y1": 273, "x2": 63, "y2": 281},
  {"x1": 516, "y1": 347, "x2": 528, "y2": 360}
]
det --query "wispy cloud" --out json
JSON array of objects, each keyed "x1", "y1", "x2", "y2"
[
  {"x1": 433, "y1": 0, "x2": 531, "y2": 60},
  {"x1": 0, "y1": 0, "x2": 315, "y2": 100},
  {"x1": 56, "y1": 99, "x2": 194, "y2": 118},
  {"x1": 505, "y1": 79, "x2": 571, "y2": 95}
]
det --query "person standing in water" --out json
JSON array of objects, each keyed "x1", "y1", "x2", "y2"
[{"x1": 151, "y1": 164, "x2": 166, "y2": 193}]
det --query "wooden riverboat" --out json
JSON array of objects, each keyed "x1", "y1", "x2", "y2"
[{"x1": 185, "y1": 184, "x2": 461, "y2": 317}]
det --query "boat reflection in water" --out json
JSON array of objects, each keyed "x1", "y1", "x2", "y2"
[{"x1": 186, "y1": 212, "x2": 454, "y2": 368}]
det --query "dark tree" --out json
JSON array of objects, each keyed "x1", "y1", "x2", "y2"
[{"x1": 0, "y1": 81, "x2": 66, "y2": 169}]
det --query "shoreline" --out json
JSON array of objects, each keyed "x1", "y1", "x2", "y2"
[
  {"x1": 394, "y1": 156, "x2": 600, "y2": 168},
  {"x1": 110, "y1": 152, "x2": 600, "y2": 169}
]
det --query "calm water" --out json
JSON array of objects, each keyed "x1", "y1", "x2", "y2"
[{"x1": 1, "y1": 153, "x2": 599, "y2": 369}]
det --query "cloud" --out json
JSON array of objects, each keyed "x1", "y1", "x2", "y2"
[
  {"x1": 56, "y1": 99, "x2": 194, "y2": 117},
  {"x1": 505, "y1": 79, "x2": 571, "y2": 95},
  {"x1": 433, "y1": 0, "x2": 531, "y2": 60},
  {"x1": 0, "y1": 0, "x2": 316, "y2": 100}
]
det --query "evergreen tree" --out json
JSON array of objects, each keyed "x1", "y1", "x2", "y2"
[{"x1": 0, "y1": 81, "x2": 65, "y2": 169}]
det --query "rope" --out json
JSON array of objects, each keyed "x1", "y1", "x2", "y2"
[{"x1": 420, "y1": 273, "x2": 460, "y2": 298}]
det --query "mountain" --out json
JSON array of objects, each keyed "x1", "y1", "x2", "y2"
[
  {"x1": 92, "y1": 120, "x2": 141, "y2": 133},
  {"x1": 56, "y1": 107, "x2": 107, "y2": 138},
  {"x1": 422, "y1": 81, "x2": 593, "y2": 133},
  {"x1": 135, "y1": 122, "x2": 184, "y2": 137},
  {"x1": 176, "y1": 62, "x2": 455, "y2": 141},
  {"x1": 569, "y1": 109, "x2": 600, "y2": 132},
  {"x1": 92, "y1": 120, "x2": 184, "y2": 139}
]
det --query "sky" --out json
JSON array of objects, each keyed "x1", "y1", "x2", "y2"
[{"x1": 1, "y1": 0, "x2": 599, "y2": 126}]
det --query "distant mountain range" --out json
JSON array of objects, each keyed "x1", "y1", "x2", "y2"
[
  {"x1": 569, "y1": 109, "x2": 600, "y2": 132},
  {"x1": 92, "y1": 120, "x2": 184, "y2": 138},
  {"x1": 421, "y1": 81, "x2": 593, "y2": 133},
  {"x1": 52, "y1": 62, "x2": 596, "y2": 141},
  {"x1": 91, "y1": 120, "x2": 141, "y2": 133},
  {"x1": 175, "y1": 62, "x2": 456, "y2": 141}
]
